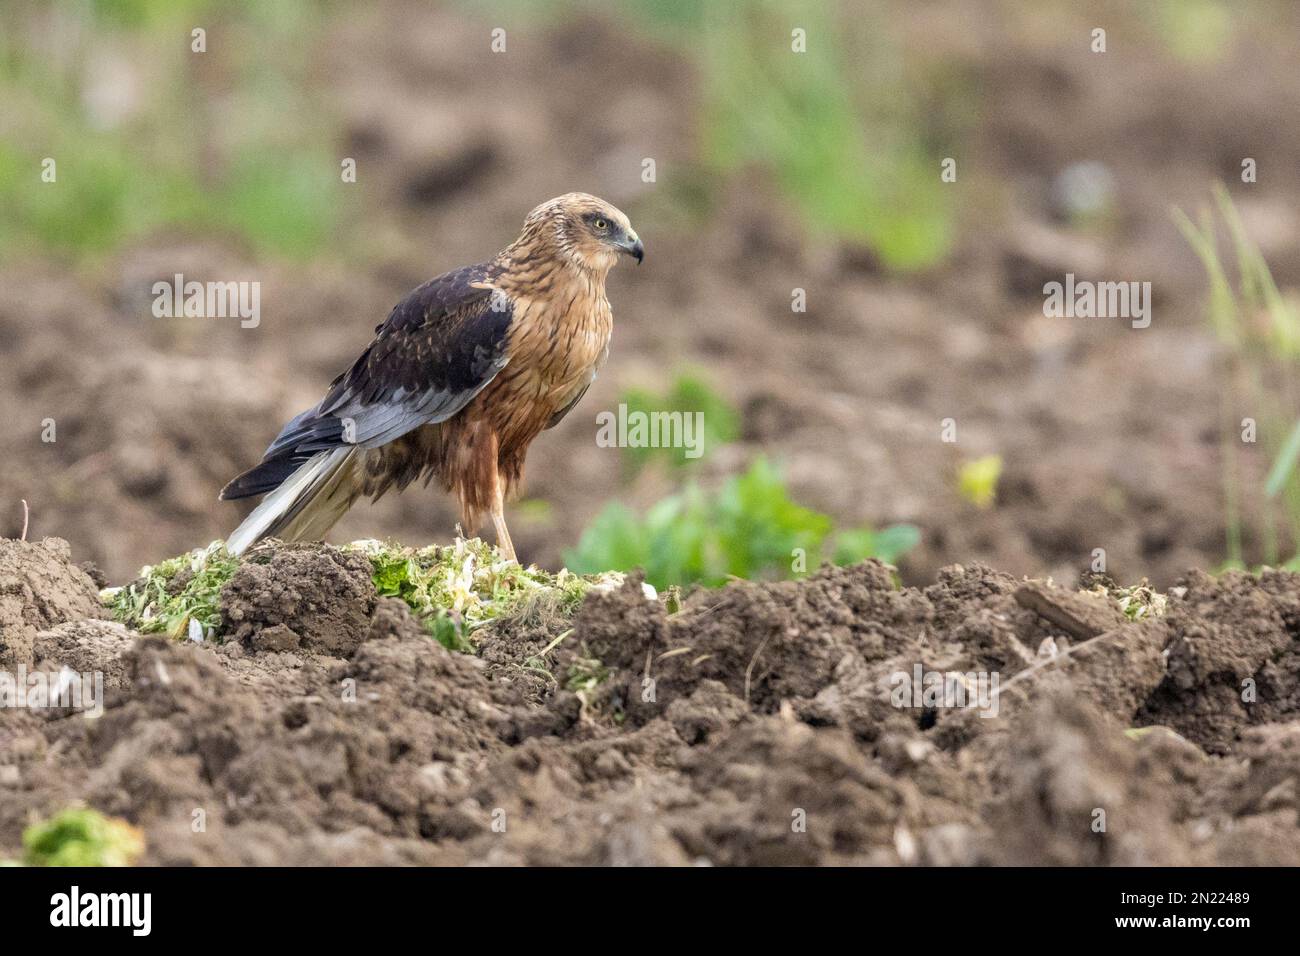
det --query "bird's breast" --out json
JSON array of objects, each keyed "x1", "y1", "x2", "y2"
[
  {"x1": 482, "y1": 285, "x2": 612, "y2": 443},
  {"x1": 512, "y1": 290, "x2": 610, "y2": 388}
]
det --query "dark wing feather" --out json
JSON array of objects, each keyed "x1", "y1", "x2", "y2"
[
  {"x1": 544, "y1": 382, "x2": 590, "y2": 429},
  {"x1": 221, "y1": 265, "x2": 512, "y2": 501},
  {"x1": 544, "y1": 341, "x2": 607, "y2": 429}
]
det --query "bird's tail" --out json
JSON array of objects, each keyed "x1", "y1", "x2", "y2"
[{"x1": 224, "y1": 447, "x2": 361, "y2": 556}]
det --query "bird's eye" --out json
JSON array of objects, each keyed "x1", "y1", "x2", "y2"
[{"x1": 593, "y1": 218, "x2": 608, "y2": 231}]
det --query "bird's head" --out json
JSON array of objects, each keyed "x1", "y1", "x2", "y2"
[{"x1": 519, "y1": 192, "x2": 643, "y2": 274}]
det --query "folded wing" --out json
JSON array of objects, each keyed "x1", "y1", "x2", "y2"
[{"x1": 221, "y1": 265, "x2": 513, "y2": 501}]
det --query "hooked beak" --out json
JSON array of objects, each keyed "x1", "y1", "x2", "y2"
[{"x1": 618, "y1": 233, "x2": 644, "y2": 264}]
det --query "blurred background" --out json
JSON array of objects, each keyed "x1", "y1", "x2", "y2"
[{"x1": 2, "y1": 0, "x2": 1300, "y2": 587}]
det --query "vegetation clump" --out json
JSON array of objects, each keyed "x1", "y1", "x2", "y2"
[
  {"x1": 1087, "y1": 580, "x2": 1169, "y2": 621},
  {"x1": 1177, "y1": 185, "x2": 1300, "y2": 569},
  {"x1": 357, "y1": 537, "x2": 625, "y2": 650},
  {"x1": 104, "y1": 540, "x2": 238, "y2": 640},
  {"x1": 106, "y1": 537, "x2": 631, "y2": 651},
  {"x1": 16, "y1": 808, "x2": 145, "y2": 867},
  {"x1": 566, "y1": 457, "x2": 919, "y2": 589}
]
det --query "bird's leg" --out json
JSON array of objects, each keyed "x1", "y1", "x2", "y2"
[{"x1": 490, "y1": 467, "x2": 516, "y2": 563}]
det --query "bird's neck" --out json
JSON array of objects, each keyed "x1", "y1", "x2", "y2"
[{"x1": 494, "y1": 245, "x2": 610, "y2": 299}]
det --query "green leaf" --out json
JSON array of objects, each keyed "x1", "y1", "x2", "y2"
[
  {"x1": 872, "y1": 524, "x2": 922, "y2": 564},
  {"x1": 429, "y1": 610, "x2": 472, "y2": 653},
  {"x1": 958, "y1": 455, "x2": 1003, "y2": 509},
  {"x1": 372, "y1": 557, "x2": 412, "y2": 597},
  {"x1": 838, "y1": 524, "x2": 920, "y2": 565}
]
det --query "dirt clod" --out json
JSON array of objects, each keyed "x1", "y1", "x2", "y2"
[
  {"x1": 219, "y1": 544, "x2": 377, "y2": 656},
  {"x1": 0, "y1": 537, "x2": 106, "y2": 668}
]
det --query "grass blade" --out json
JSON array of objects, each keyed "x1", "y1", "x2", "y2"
[{"x1": 1265, "y1": 419, "x2": 1300, "y2": 498}]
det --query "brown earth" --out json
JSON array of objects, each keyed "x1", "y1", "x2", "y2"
[
  {"x1": 2, "y1": 536, "x2": 1299, "y2": 866},
  {"x1": 4, "y1": 3, "x2": 1300, "y2": 588}
]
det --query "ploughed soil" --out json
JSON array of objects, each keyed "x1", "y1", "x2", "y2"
[
  {"x1": 5, "y1": 3, "x2": 1300, "y2": 587},
  {"x1": 4, "y1": 535, "x2": 1300, "y2": 866}
]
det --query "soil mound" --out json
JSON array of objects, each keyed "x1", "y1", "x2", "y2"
[
  {"x1": 0, "y1": 537, "x2": 106, "y2": 668},
  {"x1": 4, "y1": 539, "x2": 1300, "y2": 865}
]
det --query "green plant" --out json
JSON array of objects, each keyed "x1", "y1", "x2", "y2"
[
  {"x1": 1085, "y1": 580, "x2": 1169, "y2": 621},
  {"x1": 107, "y1": 537, "x2": 630, "y2": 651},
  {"x1": 616, "y1": 371, "x2": 741, "y2": 473},
  {"x1": 565, "y1": 457, "x2": 919, "y2": 589},
  {"x1": 21, "y1": 808, "x2": 145, "y2": 867},
  {"x1": 0, "y1": 1, "x2": 343, "y2": 259},
  {"x1": 1266, "y1": 420, "x2": 1300, "y2": 501},
  {"x1": 106, "y1": 540, "x2": 240, "y2": 640},
  {"x1": 363, "y1": 537, "x2": 615, "y2": 650},
  {"x1": 1175, "y1": 184, "x2": 1300, "y2": 568},
  {"x1": 957, "y1": 454, "x2": 1003, "y2": 510},
  {"x1": 1142, "y1": 0, "x2": 1235, "y2": 66},
  {"x1": 833, "y1": 525, "x2": 923, "y2": 566}
]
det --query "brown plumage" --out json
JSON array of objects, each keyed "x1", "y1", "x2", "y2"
[{"x1": 220, "y1": 193, "x2": 643, "y2": 560}]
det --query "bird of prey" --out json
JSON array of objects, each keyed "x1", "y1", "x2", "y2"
[{"x1": 220, "y1": 192, "x2": 643, "y2": 562}]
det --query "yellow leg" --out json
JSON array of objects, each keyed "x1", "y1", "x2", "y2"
[{"x1": 490, "y1": 469, "x2": 516, "y2": 563}]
